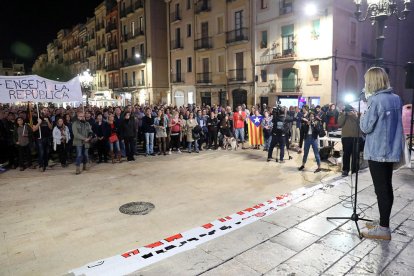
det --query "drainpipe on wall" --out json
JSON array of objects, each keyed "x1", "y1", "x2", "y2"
[
  {"x1": 165, "y1": 0, "x2": 172, "y2": 105},
  {"x1": 251, "y1": 0, "x2": 256, "y2": 107},
  {"x1": 334, "y1": 48, "x2": 339, "y2": 106}
]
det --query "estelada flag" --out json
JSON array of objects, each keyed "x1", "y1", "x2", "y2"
[{"x1": 248, "y1": 115, "x2": 264, "y2": 145}]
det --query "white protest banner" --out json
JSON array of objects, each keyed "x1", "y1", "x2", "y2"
[
  {"x1": 0, "y1": 75, "x2": 83, "y2": 103},
  {"x1": 69, "y1": 183, "x2": 324, "y2": 276}
]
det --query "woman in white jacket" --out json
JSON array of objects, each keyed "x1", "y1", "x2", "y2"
[{"x1": 53, "y1": 117, "x2": 71, "y2": 167}]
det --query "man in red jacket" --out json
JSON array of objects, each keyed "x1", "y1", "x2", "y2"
[{"x1": 233, "y1": 105, "x2": 247, "y2": 149}]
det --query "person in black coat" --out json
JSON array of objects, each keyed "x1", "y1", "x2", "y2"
[
  {"x1": 93, "y1": 113, "x2": 110, "y2": 163},
  {"x1": 298, "y1": 112, "x2": 322, "y2": 173},
  {"x1": 120, "y1": 111, "x2": 137, "y2": 161},
  {"x1": 142, "y1": 108, "x2": 155, "y2": 156}
]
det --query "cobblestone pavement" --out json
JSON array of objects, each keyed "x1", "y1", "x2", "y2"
[
  {"x1": 133, "y1": 167, "x2": 414, "y2": 276},
  {"x1": 0, "y1": 148, "x2": 339, "y2": 275}
]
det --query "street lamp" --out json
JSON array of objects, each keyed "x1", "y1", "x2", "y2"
[
  {"x1": 304, "y1": 3, "x2": 318, "y2": 16},
  {"x1": 79, "y1": 69, "x2": 94, "y2": 105},
  {"x1": 354, "y1": 0, "x2": 411, "y2": 65}
]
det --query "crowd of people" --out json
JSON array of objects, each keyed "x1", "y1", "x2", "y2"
[
  {"x1": 0, "y1": 67, "x2": 406, "y2": 242},
  {"x1": 0, "y1": 100, "x2": 352, "y2": 175}
]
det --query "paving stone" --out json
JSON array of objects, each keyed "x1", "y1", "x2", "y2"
[
  {"x1": 296, "y1": 215, "x2": 343, "y2": 237},
  {"x1": 294, "y1": 192, "x2": 341, "y2": 213},
  {"x1": 201, "y1": 259, "x2": 261, "y2": 276},
  {"x1": 320, "y1": 203, "x2": 356, "y2": 218},
  {"x1": 234, "y1": 240, "x2": 296, "y2": 274},
  {"x1": 381, "y1": 260, "x2": 414, "y2": 276},
  {"x1": 319, "y1": 230, "x2": 363, "y2": 253},
  {"x1": 322, "y1": 254, "x2": 361, "y2": 275},
  {"x1": 266, "y1": 242, "x2": 344, "y2": 275},
  {"x1": 199, "y1": 221, "x2": 286, "y2": 261},
  {"x1": 270, "y1": 227, "x2": 320, "y2": 253},
  {"x1": 132, "y1": 248, "x2": 222, "y2": 276},
  {"x1": 394, "y1": 243, "x2": 414, "y2": 268},
  {"x1": 347, "y1": 238, "x2": 379, "y2": 259},
  {"x1": 262, "y1": 205, "x2": 317, "y2": 228}
]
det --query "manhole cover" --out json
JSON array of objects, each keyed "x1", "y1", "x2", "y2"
[{"x1": 119, "y1": 202, "x2": 155, "y2": 215}]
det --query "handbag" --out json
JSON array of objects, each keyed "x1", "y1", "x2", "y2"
[
  {"x1": 109, "y1": 134, "x2": 118, "y2": 143},
  {"x1": 318, "y1": 125, "x2": 326, "y2": 137}
]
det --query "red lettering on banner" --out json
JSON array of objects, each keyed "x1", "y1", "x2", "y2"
[
  {"x1": 121, "y1": 249, "x2": 140, "y2": 258},
  {"x1": 267, "y1": 200, "x2": 273, "y2": 204},
  {"x1": 202, "y1": 223, "x2": 214, "y2": 229},
  {"x1": 254, "y1": 212, "x2": 266, "y2": 217},
  {"x1": 145, "y1": 241, "x2": 164, "y2": 248},
  {"x1": 219, "y1": 218, "x2": 226, "y2": 222},
  {"x1": 237, "y1": 211, "x2": 245, "y2": 215},
  {"x1": 165, "y1": 233, "x2": 183, "y2": 242},
  {"x1": 252, "y1": 203, "x2": 265, "y2": 209},
  {"x1": 243, "y1": 207, "x2": 255, "y2": 212}
]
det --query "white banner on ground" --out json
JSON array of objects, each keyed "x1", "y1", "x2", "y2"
[
  {"x1": 69, "y1": 184, "x2": 324, "y2": 276},
  {"x1": 0, "y1": 75, "x2": 82, "y2": 103}
]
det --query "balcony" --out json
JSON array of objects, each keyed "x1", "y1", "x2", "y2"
[
  {"x1": 195, "y1": 0, "x2": 211, "y2": 14},
  {"x1": 97, "y1": 43, "x2": 106, "y2": 50},
  {"x1": 279, "y1": 3, "x2": 293, "y2": 15},
  {"x1": 106, "y1": 42, "x2": 118, "y2": 51},
  {"x1": 194, "y1": 37, "x2": 213, "y2": 50},
  {"x1": 137, "y1": 79, "x2": 145, "y2": 86},
  {"x1": 171, "y1": 39, "x2": 183, "y2": 50},
  {"x1": 124, "y1": 29, "x2": 144, "y2": 41},
  {"x1": 121, "y1": 56, "x2": 146, "y2": 67},
  {"x1": 134, "y1": 0, "x2": 144, "y2": 10},
  {"x1": 196, "y1": 72, "x2": 212, "y2": 84},
  {"x1": 105, "y1": 63, "x2": 120, "y2": 71},
  {"x1": 120, "y1": 6, "x2": 134, "y2": 18},
  {"x1": 95, "y1": 22, "x2": 105, "y2": 31},
  {"x1": 228, "y1": 69, "x2": 246, "y2": 82},
  {"x1": 170, "y1": 10, "x2": 182, "y2": 23},
  {"x1": 109, "y1": 81, "x2": 120, "y2": 89},
  {"x1": 106, "y1": 22, "x2": 117, "y2": 32},
  {"x1": 171, "y1": 73, "x2": 185, "y2": 83},
  {"x1": 226, "y1": 28, "x2": 249, "y2": 44}
]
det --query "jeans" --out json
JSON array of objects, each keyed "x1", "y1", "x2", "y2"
[
  {"x1": 369, "y1": 160, "x2": 394, "y2": 227},
  {"x1": 234, "y1": 128, "x2": 245, "y2": 142},
  {"x1": 342, "y1": 137, "x2": 362, "y2": 173},
  {"x1": 302, "y1": 136, "x2": 321, "y2": 166},
  {"x1": 264, "y1": 135, "x2": 272, "y2": 150},
  {"x1": 75, "y1": 145, "x2": 89, "y2": 166},
  {"x1": 119, "y1": 139, "x2": 126, "y2": 157},
  {"x1": 268, "y1": 135, "x2": 286, "y2": 160},
  {"x1": 109, "y1": 140, "x2": 120, "y2": 154},
  {"x1": 187, "y1": 140, "x2": 199, "y2": 152},
  {"x1": 36, "y1": 138, "x2": 50, "y2": 169},
  {"x1": 145, "y1": 133, "x2": 154, "y2": 154}
]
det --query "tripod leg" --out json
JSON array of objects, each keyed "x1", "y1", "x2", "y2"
[{"x1": 354, "y1": 219, "x2": 363, "y2": 239}]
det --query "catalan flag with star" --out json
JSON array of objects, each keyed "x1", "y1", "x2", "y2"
[{"x1": 247, "y1": 115, "x2": 264, "y2": 146}]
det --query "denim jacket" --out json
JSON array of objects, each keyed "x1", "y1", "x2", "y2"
[{"x1": 360, "y1": 88, "x2": 403, "y2": 162}]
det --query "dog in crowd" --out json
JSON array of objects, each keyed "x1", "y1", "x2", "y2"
[{"x1": 222, "y1": 136, "x2": 238, "y2": 151}]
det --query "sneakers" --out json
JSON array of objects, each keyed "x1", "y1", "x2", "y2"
[
  {"x1": 267, "y1": 158, "x2": 272, "y2": 162},
  {"x1": 298, "y1": 165, "x2": 305, "y2": 171},
  {"x1": 341, "y1": 171, "x2": 349, "y2": 177},
  {"x1": 365, "y1": 220, "x2": 379, "y2": 230},
  {"x1": 279, "y1": 160, "x2": 285, "y2": 163},
  {"x1": 314, "y1": 168, "x2": 322, "y2": 173},
  {"x1": 361, "y1": 225, "x2": 391, "y2": 240},
  {"x1": 168, "y1": 150, "x2": 172, "y2": 155},
  {"x1": 177, "y1": 149, "x2": 182, "y2": 154}
]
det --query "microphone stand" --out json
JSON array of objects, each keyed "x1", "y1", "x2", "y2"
[{"x1": 326, "y1": 92, "x2": 371, "y2": 239}]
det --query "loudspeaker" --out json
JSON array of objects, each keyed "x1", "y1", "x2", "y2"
[{"x1": 406, "y1": 62, "x2": 414, "y2": 89}]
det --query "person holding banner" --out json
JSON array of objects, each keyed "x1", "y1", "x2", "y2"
[
  {"x1": 32, "y1": 107, "x2": 53, "y2": 172},
  {"x1": 72, "y1": 111, "x2": 92, "y2": 175}
]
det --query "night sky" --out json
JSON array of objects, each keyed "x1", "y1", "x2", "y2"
[{"x1": 0, "y1": 0, "x2": 103, "y2": 70}]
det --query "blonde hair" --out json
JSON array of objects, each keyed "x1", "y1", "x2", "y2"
[{"x1": 364, "y1": 67, "x2": 390, "y2": 97}]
